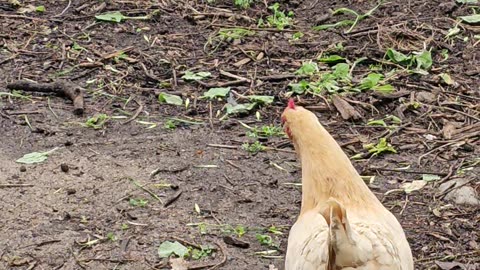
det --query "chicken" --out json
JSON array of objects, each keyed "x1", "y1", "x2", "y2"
[{"x1": 281, "y1": 99, "x2": 413, "y2": 270}]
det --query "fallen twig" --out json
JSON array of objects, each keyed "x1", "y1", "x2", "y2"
[
  {"x1": 0, "y1": 184, "x2": 34, "y2": 188},
  {"x1": 368, "y1": 167, "x2": 448, "y2": 176},
  {"x1": 128, "y1": 178, "x2": 163, "y2": 203},
  {"x1": 164, "y1": 191, "x2": 183, "y2": 207},
  {"x1": 122, "y1": 101, "x2": 143, "y2": 125},
  {"x1": 6, "y1": 80, "x2": 84, "y2": 115}
]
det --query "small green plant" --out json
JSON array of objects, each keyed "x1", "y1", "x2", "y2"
[
  {"x1": 129, "y1": 198, "x2": 149, "y2": 207},
  {"x1": 0, "y1": 90, "x2": 32, "y2": 101},
  {"x1": 364, "y1": 138, "x2": 397, "y2": 156},
  {"x1": 267, "y1": 226, "x2": 283, "y2": 235},
  {"x1": 36, "y1": 5, "x2": 45, "y2": 12},
  {"x1": 385, "y1": 48, "x2": 432, "y2": 74},
  {"x1": 121, "y1": 224, "x2": 129, "y2": 230},
  {"x1": 366, "y1": 115, "x2": 401, "y2": 129},
  {"x1": 221, "y1": 224, "x2": 247, "y2": 237},
  {"x1": 84, "y1": 114, "x2": 109, "y2": 129},
  {"x1": 246, "y1": 125, "x2": 284, "y2": 138},
  {"x1": 242, "y1": 141, "x2": 266, "y2": 153},
  {"x1": 358, "y1": 73, "x2": 395, "y2": 93},
  {"x1": 313, "y1": 2, "x2": 383, "y2": 33},
  {"x1": 113, "y1": 52, "x2": 128, "y2": 63},
  {"x1": 218, "y1": 28, "x2": 255, "y2": 41},
  {"x1": 260, "y1": 3, "x2": 293, "y2": 30},
  {"x1": 206, "y1": 28, "x2": 255, "y2": 53},
  {"x1": 290, "y1": 31, "x2": 304, "y2": 41},
  {"x1": 191, "y1": 245, "x2": 215, "y2": 260},
  {"x1": 289, "y1": 63, "x2": 351, "y2": 95},
  {"x1": 295, "y1": 62, "x2": 319, "y2": 76},
  {"x1": 234, "y1": 0, "x2": 254, "y2": 9},
  {"x1": 256, "y1": 234, "x2": 275, "y2": 246},
  {"x1": 164, "y1": 119, "x2": 177, "y2": 129},
  {"x1": 106, "y1": 232, "x2": 117, "y2": 241}
]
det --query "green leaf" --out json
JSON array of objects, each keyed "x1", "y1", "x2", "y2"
[
  {"x1": 332, "y1": 63, "x2": 350, "y2": 81},
  {"x1": 440, "y1": 73, "x2": 455, "y2": 85},
  {"x1": 247, "y1": 95, "x2": 274, "y2": 105},
  {"x1": 364, "y1": 138, "x2": 396, "y2": 156},
  {"x1": 318, "y1": 55, "x2": 346, "y2": 63},
  {"x1": 95, "y1": 11, "x2": 126, "y2": 23},
  {"x1": 422, "y1": 174, "x2": 441, "y2": 182},
  {"x1": 181, "y1": 71, "x2": 211, "y2": 81},
  {"x1": 256, "y1": 234, "x2": 273, "y2": 246},
  {"x1": 360, "y1": 73, "x2": 383, "y2": 90},
  {"x1": 295, "y1": 62, "x2": 318, "y2": 75},
  {"x1": 158, "y1": 241, "x2": 189, "y2": 258},
  {"x1": 158, "y1": 93, "x2": 183, "y2": 106},
  {"x1": 16, "y1": 147, "x2": 59, "y2": 164},
  {"x1": 313, "y1": 20, "x2": 354, "y2": 31},
  {"x1": 386, "y1": 48, "x2": 411, "y2": 64},
  {"x1": 288, "y1": 80, "x2": 309, "y2": 94},
  {"x1": 456, "y1": 0, "x2": 478, "y2": 3},
  {"x1": 225, "y1": 103, "x2": 255, "y2": 115},
  {"x1": 35, "y1": 5, "x2": 45, "y2": 12},
  {"x1": 445, "y1": 27, "x2": 461, "y2": 38},
  {"x1": 372, "y1": 84, "x2": 395, "y2": 94},
  {"x1": 459, "y1": 15, "x2": 480, "y2": 24},
  {"x1": 414, "y1": 50, "x2": 432, "y2": 70},
  {"x1": 84, "y1": 114, "x2": 109, "y2": 129},
  {"x1": 388, "y1": 115, "x2": 402, "y2": 124},
  {"x1": 367, "y1": 119, "x2": 387, "y2": 127},
  {"x1": 202, "y1": 87, "x2": 230, "y2": 99}
]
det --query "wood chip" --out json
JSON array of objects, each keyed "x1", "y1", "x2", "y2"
[
  {"x1": 233, "y1": 58, "x2": 251, "y2": 67},
  {"x1": 442, "y1": 121, "x2": 457, "y2": 140},
  {"x1": 331, "y1": 95, "x2": 362, "y2": 120}
]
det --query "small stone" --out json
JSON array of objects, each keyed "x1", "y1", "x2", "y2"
[
  {"x1": 439, "y1": 179, "x2": 480, "y2": 206},
  {"x1": 223, "y1": 236, "x2": 250, "y2": 249},
  {"x1": 19, "y1": 166, "x2": 26, "y2": 172},
  {"x1": 60, "y1": 163, "x2": 69, "y2": 173}
]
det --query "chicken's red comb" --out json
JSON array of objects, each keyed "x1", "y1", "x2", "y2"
[{"x1": 287, "y1": 98, "x2": 295, "y2": 109}]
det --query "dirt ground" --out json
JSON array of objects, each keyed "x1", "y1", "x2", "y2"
[{"x1": 1, "y1": 0, "x2": 479, "y2": 269}]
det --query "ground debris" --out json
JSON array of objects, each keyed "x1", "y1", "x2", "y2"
[
  {"x1": 331, "y1": 95, "x2": 362, "y2": 121},
  {"x1": 6, "y1": 80, "x2": 84, "y2": 115}
]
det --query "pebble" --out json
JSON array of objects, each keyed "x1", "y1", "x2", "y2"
[
  {"x1": 60, "y1": 163, "x2": 69, "y2": 173},
  {"x1": 438, "y1": 179, "x2": 480, "y2": 206}
]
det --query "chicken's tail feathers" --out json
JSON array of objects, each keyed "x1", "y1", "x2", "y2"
[{"x1": 318, "y1": 198, "x2": 352, "y2": 270}]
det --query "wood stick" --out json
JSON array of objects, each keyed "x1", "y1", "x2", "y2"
[{"x1": 6, "y1": 80, "x2": 84, "y2": 115}]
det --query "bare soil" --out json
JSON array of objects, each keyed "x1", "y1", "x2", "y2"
[{"x1": 0, "y1": 1, "x2": 479, "y2": 270}]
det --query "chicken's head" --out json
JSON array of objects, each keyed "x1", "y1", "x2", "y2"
[{"x1": 281, "y1": 98, "x2": 319, "y2": 142}]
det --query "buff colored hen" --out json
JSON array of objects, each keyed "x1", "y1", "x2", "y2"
[{"x1": 282, "y1": 99, "x2": 413, "y2": 270}]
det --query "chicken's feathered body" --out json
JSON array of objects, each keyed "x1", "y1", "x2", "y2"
[{"x1": 282, "y1": 100, "x2": 413, "y2": 270}]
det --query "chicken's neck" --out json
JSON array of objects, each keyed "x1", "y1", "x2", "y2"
[{"x1": 294, "y1": 127, "x2": 380, "y2": 215}]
